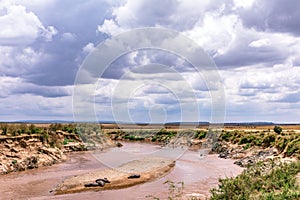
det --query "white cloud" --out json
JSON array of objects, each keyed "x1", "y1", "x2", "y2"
[
  {"x1": 61, "y1": 32, "x2": 76, "y2": 42},
  {"x1": 233, "y1": 0, "x2": 256, "y2": 9},
  {"x1": 0, "y1": 94, "x2": 73, "y2": 121},
  {"x1": 183, "y1": 13, "x2": 239, "y2": 55},
  {"x1": 43, "y1": 26, "x2": 58, "y2": 41},
  {"x1": 0, "y1": 2, "x2": 57, "y2": 45},
  {"x1": 82, "y1": 42, "x2": 96, "y2": 54},
  {"x1": 222, "y1": 64, "x2": 300, "y2": 103},
  {"x1": 0, "y1": 45, "x2": 49, "y2": 77},
  {"x1": 249, "y1": 38, "x2": 271, "y2": 48},
  {"x1": 97, "y1": 19, "x2": 124, "y2": 36}
]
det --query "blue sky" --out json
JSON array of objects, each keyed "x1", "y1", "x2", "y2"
[{"x1": 0, "y1": 0, "x2": 300, "y2": 123}]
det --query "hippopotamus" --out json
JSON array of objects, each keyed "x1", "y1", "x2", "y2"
[
  {"x1": 128, "y1": 174, "x2": 141, "y2": 179},
  {"x1": 95, "y1": 177, "x2": 110, "y2": 187},
  {"x1": 96, "y1": 177, "x2": 110, "y2": 183},
  {"x1": 84, "y1": 182, "x2": 101, "y2": 187},
  {"x1": 84, "y1": 177, "x2": 111, "y2": 187}
]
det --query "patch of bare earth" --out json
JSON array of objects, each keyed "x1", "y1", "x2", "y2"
[{"x1": 54, "y1": 157, "x2": 175, "y2": 195}]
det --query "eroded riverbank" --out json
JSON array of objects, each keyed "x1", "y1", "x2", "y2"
[{"x1": 0, "y1": 142, "x2": 242, "y2": 199}]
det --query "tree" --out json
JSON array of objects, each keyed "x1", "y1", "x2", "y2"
[
  {"x1": 274, "y1": 126, "x2": 283, "y2": 134},
  {"x1": 29, "y1": 124, "x2": 37, "y2": 134}
]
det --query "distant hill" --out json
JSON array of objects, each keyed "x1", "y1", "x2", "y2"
[
  {"x1": 3, "y1": 120, "x2": 299, "y2": 126},
  {"x1": 14, "y1": 120, "x2": 74, "y2": 124}
]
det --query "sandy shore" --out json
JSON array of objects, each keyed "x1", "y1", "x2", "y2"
[{"x1": 54, "y1": 156, "x2": 175, "y2": 195}]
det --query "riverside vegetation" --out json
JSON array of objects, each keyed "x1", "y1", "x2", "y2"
[
  {"x1": 210, "y1": 127, "x2": 300, "y2": 200},
  {"x1": 106, "y1": 127, "x2": 300, "y2": 199},
  {"x1": 0, "y1": 123, "x2": 299, "y2": 199}
]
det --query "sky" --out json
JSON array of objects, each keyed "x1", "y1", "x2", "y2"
[{"x1": 0, "y1": 0, "x2": 300, "y2": 123}]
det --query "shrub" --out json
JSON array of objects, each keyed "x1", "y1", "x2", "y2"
[
  {"x1": 276, "y1": 137, "x2": 288, "y2": 152},
  {"x1": 285, "y1": 138, "x2": 300, "y2": 157},
  {"x1": 194, "y1": 130, "x2": 207, "y2": 139},
  {"x1": 262, "y1": 134, "x2": 276, "y2": 147},
  {"x1": 210, "y1": 160, "x2": 300, "y2": 200},
  {"x1": 244, "y1": 143, "x2": 251, "y2": 150},
  {"x1": 220, "y1": 131, "x2": 232, "y2": 142},
  {"x1": 239, "y1": 135, "x2": 255, "y2": 145},
  {"x1": 274, "y1": 126, "x2": 283, "y2": 134}
]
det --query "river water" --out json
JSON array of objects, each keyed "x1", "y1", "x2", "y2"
[{"x1": 0, "y1": 142, "x2": 243, "y2": 200}]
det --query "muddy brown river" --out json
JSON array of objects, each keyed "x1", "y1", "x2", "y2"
[{"x1": 0, "y1": 142, "x2": 243, "y2": 200}]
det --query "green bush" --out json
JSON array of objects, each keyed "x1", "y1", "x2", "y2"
[
  {"x1": 239, "y1": 135, "x2": 255, "y2": 145},
  {"x1": 220, "y1": 131, "x2": 232, "y2": 142},
  {"x1": 285, "y1": 138, "x2": 300, "y2": 157},
  {"x1": 210, "y1": 160, "x2": 300, "y2": 200},
  {"x1": 194, "y1": 130, "x2": 207, "y2": 139},
  {"x1": 275, "y1": 136, "x2": 289, "y2": 152},
  {"x1": 274, "y1": 126, "x2": 283, "y2": 134},
  {"x1": 244, "y1": 143, "x2": 251, "y2": 150},
  {"x1": 262, "y1": 134, "x2": 276, "y2": 147}
]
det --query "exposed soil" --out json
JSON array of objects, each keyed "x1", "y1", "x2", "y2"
[{"x1": 54, "y1": 157, "x2": 175, "y2": 194}]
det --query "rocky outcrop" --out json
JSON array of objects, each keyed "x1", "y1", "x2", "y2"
[{"x1": 212, "y1": 142, "x2": 280, "y2": 167}]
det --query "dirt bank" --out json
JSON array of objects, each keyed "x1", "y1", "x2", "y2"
[{"x1": 0, "y1": 122, "x2": 123, "y2": 174}]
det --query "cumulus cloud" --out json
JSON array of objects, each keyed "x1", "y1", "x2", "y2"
[
  {"x1": 0, "y1": 3, "x2": 57, "y2": 45},
  {"x1": 82, "y1": 42, "x2": 96, "y2": 54},
  {"x1": 238, "y1": 0, "x2": 300, "y2": 36},
  {"x1": 97, "y1": 19, "x2": 124, "y2": 36},
  {"x1": 1, "y1": 0, "x2": 300, "y2": 122}
]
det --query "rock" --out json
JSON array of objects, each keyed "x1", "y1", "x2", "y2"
[
  {"x1": 116, "y1": 142, "x2": 123, "y2": 147},
  {"x1": 24, "y1": 156, "x2": 38, "y2": 169},
  {"x1": 11, "y1": 148, "x2": 19, "y2": 153},
  {"x1": 218, "y1": 147, "x2": 230, "y2": 158},
  {"x1": 219, "y1": 152, "x2": 228, "y2": 158},
  {"x1": 257, "y1": 150, "x2": 269, "y2": 157},
  {"x1": 128, "y1": 174, "x2": 140, "y2": 179},
  {"x1": 19, "y1": 140, "x2": 27, "y2": 148}
]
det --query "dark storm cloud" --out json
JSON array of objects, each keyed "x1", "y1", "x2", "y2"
[
  {"x1": 101, "y1": 50, "x2": 195, "y2": 79},
  {"x1": 22, "y1": 0, "x2": 111, "y2": 86},
  {"x1": 276, "y1": 93, "x2": 300, "y2": 103},
  {"x1": 214, "y1": 38, "x2": 289, "y2": 68},
  {"x1": 239, "y1": 0, "x2": 300, "y2": 36},
  {"x1": 15, "y1": 85, "x2": 71, "y2": 98}
]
